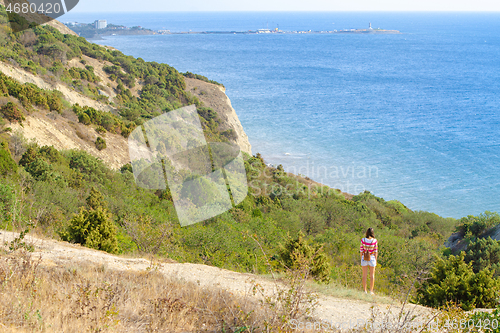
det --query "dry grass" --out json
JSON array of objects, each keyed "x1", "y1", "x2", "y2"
[
  {"x1": 0, "y1": 247, "x2": 321, "y2": 332},
  {"x1": 306, "y1": 281, "x2": 394, "y2": 305},
  {"x1": 0, "y1": 249, "x2": 250, "y2": 332}
]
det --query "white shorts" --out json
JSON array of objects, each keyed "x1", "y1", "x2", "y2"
[{"x1": 361, "y1": 255, "x2": 377, "y2": 267}]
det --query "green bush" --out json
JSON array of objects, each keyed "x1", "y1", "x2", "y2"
[
  {"x1": 24, "y1": 157, "x2": 53, "y2": 181},
  {"x1": 73, "y1": 104, "x2": 135, "y2": 138},
  {"x1": 0, "y1": 102, "x2": 25, "y2": 123},
  {"x1": 0, "y1": 145, "x2": 17, "y2": 176},
  {"x1": 465, "y1": 237, "x2": 500, "y2": 277},
  {"x1": 39, "y1": 145, "x2": 63, "y2": 164},
  {"x1": 67, "y1": 150, "x2": 106, "y2": 178},
  {"x1": 0, "y1": 181, "x2": 14, "y2": 225},
  {"x1": 19, "y1": 146, "x2": 39, "y2": 167},
  {"x1": 416, "y1": 252, "x2": 500, "y2": 310},
  {"x1": 86, "y1": 187, "x2": 107, "y2": 210},
  {"x1": 95, "y1": 136, "x2": 106, "y2": 151},
  {"x1": 63, "y1": 188, "x2": 118, "y2": 253},
  {"x1": 95, "y1": 125, "x2": 106, "y2": 135},
  {"x1": 78, "y1": 112, "x2": 91, "y2": 125},
  {"x1": 278, "y1": 232, "x2": 331, "y2": 283},
  {"x1": 65, "y1": 207, "x2": 119, "y2": 253},
  {"x1": 0, "y1": 74, "x2": 63, "y2": 112}
]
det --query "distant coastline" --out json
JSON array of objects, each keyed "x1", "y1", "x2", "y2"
[
  {"x1": 64, "y1": 21, "x2": 156, "y2": 39},
  {"x1": 157, "y1": 28, "x2": 401, "y2": 35},
  {"x1": 64, "y1": 21, "x2": 400, "y2": 39}
]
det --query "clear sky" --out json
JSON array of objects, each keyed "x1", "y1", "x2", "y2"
[{"x1": 72, "y1": 0, "x2": 500, "y2": 12}]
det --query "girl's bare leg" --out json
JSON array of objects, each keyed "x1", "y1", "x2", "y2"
[
  {"x1": 362, "y1": 265, "x2": 368, "y2": 292},
  {"x1": 369, "y1": 266, "x2": 376, "y2": 293}
]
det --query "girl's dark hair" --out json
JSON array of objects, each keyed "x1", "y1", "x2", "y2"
[{"x1": 365, "y1": 228, "x2": 375, "y2": 238}]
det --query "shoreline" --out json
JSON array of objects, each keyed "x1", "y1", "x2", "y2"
[{"x1": 157, "y1": 29, "x2": 401, "y2": 35}]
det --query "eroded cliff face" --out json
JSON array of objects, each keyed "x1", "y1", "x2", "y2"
[
  {"x1": 0, "y1": 15, "x2": 253, "y2": 168},
  {"x1": 185, "y1": 78, "x2": 252, "y2": 156}
]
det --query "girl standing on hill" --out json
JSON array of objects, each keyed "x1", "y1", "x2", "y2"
[{"x1": 360, "y1": 227, "x2": 378, "y2": 295}]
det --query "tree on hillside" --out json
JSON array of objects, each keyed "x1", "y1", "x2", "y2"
[
  {"x1": 62, "y1": 188, "x2": 118, "y2": 253},
  {"x1": 0, "y1": 142, "x2": 17, "y2": 176},
  {"x1": 278, "y1": 232, "x2": 331, "y2": 283},
  {"x1": 86, "y1": 187, "x2": 107, "y2": 210},
  {"x1": 19, "y1": 146, "x2": 39, "y2": 167}
]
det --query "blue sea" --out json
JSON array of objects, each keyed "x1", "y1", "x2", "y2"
[{"x1": 62, "y1": 12, "x2": 500, "y2": 218}]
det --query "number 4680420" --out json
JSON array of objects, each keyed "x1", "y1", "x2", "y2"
[{"x1": 6, "y1": 2, "x2": 62, "y2": 15}]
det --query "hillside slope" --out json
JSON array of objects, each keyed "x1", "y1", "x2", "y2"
[{"x1": 0, "y1": 10, "x2": 252, "y2": 169}]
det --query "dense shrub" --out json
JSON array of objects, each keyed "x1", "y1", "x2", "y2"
[
  {"x1": 465, "y1": 237, "x2": 500, "y2": 277},
  {"x1": 0, "y1": 181, "x2": 14, "y2": 224},
  {"x1": 64, "y1": 207, "x2": 118, "y2": 253},
  {"x1": 464, "y1": 305, "x2": 500, "y2": 332},
  {"x1": 63, "y1": 188, "x2": 118, "y2": 253},
  {"x1": 39, "y1": 145, "x2": 63, "y2": 164},
  {"x1": 0, "y1": 145, "x2": 17, "y2": 176},
  {"x1": 78, "y1": 112, "x2": 91, "y2": 125},
  {"x1": 68, "y1": 66, "x2": 100, "y2": 83},
  {"x1": 278, "y1": 232, "x2": 331, "y2": 283},
  {"x1": 24, "y1": 157, "x2": 53, "y2": 181},
  {"x1": 0, "y1": 102, "x2": 24, "y2": 123},
  {"x1": 67, "y1": 149, "x2": 108, "y2": 183},
  {"x1": 19, "y1": 146, "x2": 39, "y2": 167},
  {"x1": 73, "y1": 104, "x2": 135, "y2": 138},
  {"x1": 95, "y1": 136, "x2": 106, "y2": 151},
  {"x1": 416, "y1": 252, "x2": 500, "y2": 310},
  {"x1": 0, "y1": 73, "x2": 63, "y2": 112}
]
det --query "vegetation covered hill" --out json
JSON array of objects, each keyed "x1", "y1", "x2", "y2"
[
  {"x1": 0, "y1": 5, "x2": 250, "y2": 159},
  {"x1": 1, "y1": 3, "x2": 500, "y2": 322}
]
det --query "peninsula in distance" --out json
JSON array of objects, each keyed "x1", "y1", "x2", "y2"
[{"x1": 66, "y1": 20, "x2": 401, "y2": 38}]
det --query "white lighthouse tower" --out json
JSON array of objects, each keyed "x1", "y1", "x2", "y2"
[{"x1": 369, "y1": 22, "x2": 373, "y2": 30}]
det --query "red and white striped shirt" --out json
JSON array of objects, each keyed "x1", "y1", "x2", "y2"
[{"x1": 360, "y1": 238, "x2": 378, "y2": 254}]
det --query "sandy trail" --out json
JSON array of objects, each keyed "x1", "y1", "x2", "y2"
[{"x1": 0, "y1": 231, "x2": 435, "y2": 331}]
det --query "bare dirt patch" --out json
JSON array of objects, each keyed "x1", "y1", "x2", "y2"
[{"x1": 7, "y1": 112, "x2": 130, "y2": 169}]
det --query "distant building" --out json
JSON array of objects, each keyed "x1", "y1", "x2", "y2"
[
  {"x1": 369, "y1": 22, "x2": 373, "y2": 30},
  {"x1": 94, "y1": 20, "x2": 107, "y2": 29}
]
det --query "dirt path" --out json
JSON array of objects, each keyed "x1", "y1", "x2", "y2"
[{"x1": 0, "y1": 231, "x2": 435, "y2": 331}]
